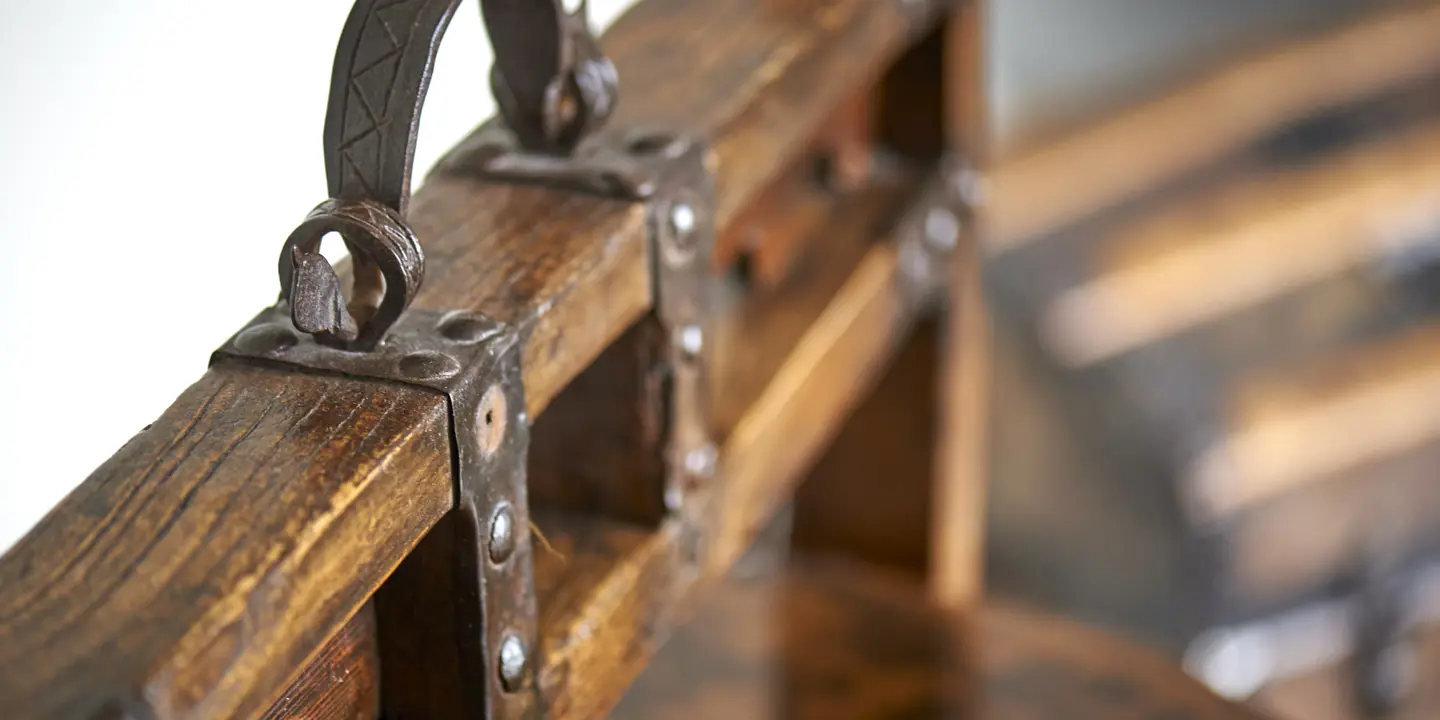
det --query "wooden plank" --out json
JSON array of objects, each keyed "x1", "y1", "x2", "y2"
[
  {"x1": 602, "y1": 0, "x2": 929, "y2": 229},
  {"x1": 1041, "y1": 119, "x2": 1440, "y2": 367},
  {"x1": 1191, "y1": 323, "x2": 1440, "y2": 522},
  {"x1": 528, "y1": 173, "x2": 938, "y2": 717},
  {"x1": 0, "y1": 365, "x2": 451, "y2": 719},
  {"x1": 614, "y1": 555, "x2": 1264, "y2": 719},
  {"x1": 990, "y1": 1, "x2": 1440, "y2": 251},
  {"x1": 260, "y1": 603, "x2": 378, "y2": 720},
  {"x1": 0, "y1": 0, "x2": 945, "y2": 715}
]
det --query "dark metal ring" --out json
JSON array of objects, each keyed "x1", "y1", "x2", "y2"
[{"x1": 279, "y1": 199, "x2": 425, "y2": 351}]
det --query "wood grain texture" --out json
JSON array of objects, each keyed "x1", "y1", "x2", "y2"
[
  {"x1": 616, "y1": 555, "x2": 1264, "y2": 719},
  {"x1": 714, "y1": 226, "x2": 925, "y2": 569},
  {"x1": 259, "y1": 603, "x2": 378, "y2": 720},
  {"x1": 0, "y1": 364, "x2": 451, "y2": 720},
  {"x1": 602, "y1": 0, "x2": 930, "y2": 230},
  {"x1": 990, "y1": 1, "x2": 1440, "y2": 251},
  {"x1": 524, "y1": 171, "x2": 936, "y2": 718}
]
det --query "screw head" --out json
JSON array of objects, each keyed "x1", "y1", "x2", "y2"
[
  {"x1": 951, "y1": 167, "x2": 986, "y2": 206},
  {"x1": 498, "y1": 634, "x2": 527, "y2": 691},
  {"x1": 669, "y1": 202, "x2": 696, "y2": 237},
  {"x1": 489, "y1": 503, "x2": 516, "y2": 564},
  {"x1": 684, "y1": 444, "x2": 718, "y2": 479},
  {"x1": 923, "y1": 207, "x2": 960, "y2": 252},
  {"x1": 676, "y1": 324, "x2": 703, "y2": 359}
]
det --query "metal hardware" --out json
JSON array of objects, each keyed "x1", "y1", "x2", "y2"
[
  {"x1": 482, "y1": 0, "x2": 618, "y2": 155},
  {"x1": 897, "y1": 157, "x2": 976, "y2": 300},
  {"x1": 214, "y1": 306, "x2": 539, "y2": 718},
  {"x1": 279, "y1": 0, "x2": 619, "y2": 350},
  {"x1": 441, "y1": 128, "x2": 719, "y2": 553}
]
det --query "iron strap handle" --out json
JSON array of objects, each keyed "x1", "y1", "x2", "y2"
[{"x1": 280, "y1": 0, "x2": 616, "y2": 351}]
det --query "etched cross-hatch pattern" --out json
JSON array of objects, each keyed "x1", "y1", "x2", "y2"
[{"x1": 334, "y1": 0, "x2": 431, "y2": 204}]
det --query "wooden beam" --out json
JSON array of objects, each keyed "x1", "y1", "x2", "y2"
[
  {"x1": 0, "y1": 0, "x2": 942, "y2": 716},
  {"x1": 0, "y1": 366, "x2": 451, "y2": 719},
  {"x1": 990, "y1": 2, "x2": 1440, "y2": 250}
]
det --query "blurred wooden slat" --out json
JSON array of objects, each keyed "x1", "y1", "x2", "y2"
[
  {"x1": 1041, "y1": 120, "x2": 1440, "y2": 367},
  {"x1": 1192, "y1": 323, "x2": 1440, "y2": 522},
  {"x1": 990, "y1": 1, "x2": 1440, "y2": 251},
  {"x1": 614, "y1": 555, "x2": 1264, "y2": 719}
]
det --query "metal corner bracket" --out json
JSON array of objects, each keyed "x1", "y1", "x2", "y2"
[
  {"x1": 437, "y1": 124, "x2": 720, "y2": 561},
  {"x1": 212, "y1": 306, "x2": 540, "y2": 719}
]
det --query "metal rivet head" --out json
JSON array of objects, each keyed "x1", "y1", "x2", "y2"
[
  {"x1": 669, "y1": 203, "x2": 696, "y2": 238},
  {"x1": 234, "y1": 325, "x2": 299, "y2": 355},
  {"x1": 397, "y1": 351, "x2": 461, "y2": 381},
  {"x1": 438, "y1": 312, "x2": 497, "y2": 344},
  {"x1": 498, "y1": 634, "x2": 527, "y2": 691},
  {"x1": 676, "y1": 324, "x2": 703, "y2": 359},
  {"x1": 951, "y1": 167, "x2": 986, "y2": 206},
  {"x1": 684, "y1": 444, "x2": 718, "y2": 479},
  {"x1": 489, "y1": 503, "x2": 516, "y2": 564},
  {"x1": 924, "y1": 207, "x2": 960, "y2": 252},
  {"x1": 477, "y1": 384, "x2": 507, "y2": 455}
]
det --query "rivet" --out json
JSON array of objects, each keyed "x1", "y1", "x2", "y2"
[
  {"x1": 477, "y1": 384, "x2": 507, "y2": 455},
  {"x1": 489, "y1": 503, "x2": 516, "y2": 564},
  {"x1": 676, "y1": 324, "x2": 703, "y2": 359},
  {"x1": 951, "y1": 167, "x2": 986, "y2": 206},
  {"x1": 498, "y1": 634, "x2": 527, "y2": 691},
  {"x1": 684, "y1": 444, "x2": 718, "y2": 479},
  {"x1": 924, "y1": 207, "x2": 960, "y2": 252},
  {"x1": 234, "y1": 325, "x2": 299, "y2": 355},
  {"x1": 397, "y1": 351, "x2": 461, "y2": 381},
  {"x1": 438, "y1": 312, "x2": 497, "y2": 344},
  {"x1": 669, "y1": 203, "x2": 696, "y2": 238}
]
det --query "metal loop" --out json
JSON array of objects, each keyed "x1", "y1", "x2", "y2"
[
  {"x1": 484, "y1": 0, "x2": 618, "y2": 154},
  {"x1": 279, "y1": 199, "x2": 424, "y2": 351}
]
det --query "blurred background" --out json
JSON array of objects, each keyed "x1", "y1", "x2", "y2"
[{"x1": 3, "y1": 0, "x2": 1439, "y2": 718}]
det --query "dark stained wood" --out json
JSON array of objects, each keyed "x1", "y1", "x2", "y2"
[
  {"x1": 527, "y1": 319, "x2": 669, "y2": 526},
  {"x1": 792, "y1": 319, "x2": 939, "y2": 577},
  {"x1": 0, "y1": 365, "x2": 451, "y2": 720},
  {"x1": 602, "y1": 0, "x2": 931, "y2": 229},
  {"x1": 260, "y1": 603, "x2": 379, "y2": 720},
  {"x1": 0, "y1": 0, "x2": 955, "y2": 716},
  {"x1": 989, "y1": 1, "x2": 1440, "y2": 251},
  {"x1": 615, "y1": 555, "x2": 1265, "y2": 719}
]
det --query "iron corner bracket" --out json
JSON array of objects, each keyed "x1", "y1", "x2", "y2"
[
  {"x1": 212, "y1": 306, "x2": 541, "y2": 719},
  {"x1": 436, "y1": 125, "x2": 721, "y2": 566},
  {"x1": 895, "y1": 154, "x2": 981, "y2": 305}
]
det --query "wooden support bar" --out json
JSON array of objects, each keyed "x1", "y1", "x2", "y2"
[
  {"x1": 0, "y1": 367, "x2": 451, "y2": 719},
  {"x1": 990, "y1": 1, "x2": 1440, "y2": 251},
  {"x1": 527, "y1": 168, "x2": 941, "y2": 718},
  {"x1": 1041, "y1": 119, "x2": 1440, "y2": 367},
  {"x1": 0, "y1": 0, "x2": 944, "y2": 716}
]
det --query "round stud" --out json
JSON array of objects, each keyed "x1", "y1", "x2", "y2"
[
  {"x1": 498, "y1": 634, "x2": 527, "y2": 692},
  {"x1": 438, "y1": 312, "x2": 497, "y2": 344},
  {"x1": 923, "y1": 207, "x2": 960, "y2": 253},
  {"x1": 397, "y1": 351, "x2": 461, "y2": 381},
  {"x1": 234, "y1": 325, "x2": 299, "y2": 355},
  {"x1": 488, "y1": 503, "x2": 516, "y2": 564}
]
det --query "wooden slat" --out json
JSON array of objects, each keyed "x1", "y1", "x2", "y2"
[
  {"x1": 0, "y1": 366, "x2": 451, "y2": 719},
  {"x1": 0, "y1": 0, "x2": 944, "y2": 715},
  {"x1": 260, "y1": 603, "x2": 379, "y2": 720},
  {"x1": 529, "y1": 171, "x2": 939, "y2": 717},
  {"x1": 990, "y1": 1, "x2": 1440, "y2": 251},
  {"x1": 613, "y1": 555, "x2": 1263, "y2": 719},
  {"x1": 1190, "y1": 324, "x2": 1440, "y2": 523},
  {"x1": 1041, "y1": 118, "x2": 1440, "y2": 367}
]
